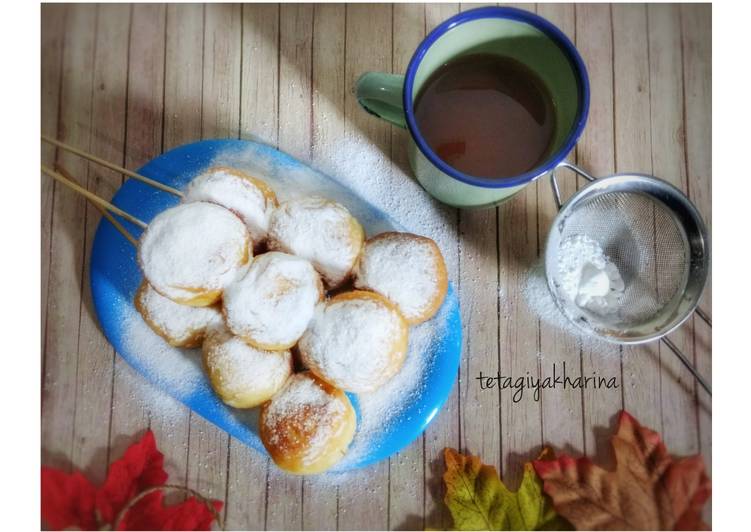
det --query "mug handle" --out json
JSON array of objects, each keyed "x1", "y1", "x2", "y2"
[{"x1": 355, "y1": 72, "x2": 407, "y2": 129}]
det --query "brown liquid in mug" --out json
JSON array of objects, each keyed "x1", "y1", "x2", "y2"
[{"x1": 414, "y1": 53, "x2": 556, "y2": 180}]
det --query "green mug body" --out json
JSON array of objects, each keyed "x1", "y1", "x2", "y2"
[{"x1": 356, "y1": 6, "x2": 590, "y2": 209}]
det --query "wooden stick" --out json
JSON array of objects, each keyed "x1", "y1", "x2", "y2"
[
  {"x1": 41, "y1": 164, "x2": 148, "y2": 229},
  {"x1": 41, "y1": 134, "x2": 184, "y2": 198},
  {"x1": 56, "y1": 165, "x2": 139, "y2": 247}
]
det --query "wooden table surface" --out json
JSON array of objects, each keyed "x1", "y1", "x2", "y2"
[{"x1": 41, "y1": 3, "x2": 712, "y2": 529}]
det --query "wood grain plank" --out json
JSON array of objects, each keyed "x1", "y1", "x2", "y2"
[
  {"x1": 647, "y1": 3, "x2": 699, "y2": 457},
  {"x1": 184, "y1": 3, "x2": 243, "y2": 514},
  {"x1": 164, "y1": 4, "x2": 204, "y2": 150},
  {"x1": 421, "y1": 4, "x2": 463, "y2": 528},
  {"x1": 72, "y1": 2, "x2": 131, "y2": 484},
  {"x1": 612, "y1": 4, "x2": 662, "y2": 432},
  {"x1": 303, "y1": 4, "x2": 346, "y2": 529},
  {"x1": 456, "y1": 0, "x2": 503, "y2": 496},
  {"x1": 573, "y1": 3, "x2": 624, "y2": 465},
  {"x1": 108, "y1": 2, "x2": 174, "y2": 465},
  {"x1": 388, "y1": 4, "x2": 428, "y2": 530},
  {"x1": 492, "y1": 2, "x2": 544, "y2": 491},
  {"x1": 336, "y1": 4, "x2": 394, "y2": 530},
  {"x1": 680, "y1": 4, "x2": 712, "y2": 523},
  {"x1": 278, "y1": 4, "x2": 313, "y2": 163},
  {"x1": 159, "y1": 1, "x2": 205, "y2": 488},
  {"x1": 239, "y1": 3, "x2": 279, "y2": 146},
  {"x1": 534, "y1": 1, "x2": 586, "y2": 458},
  {"x1": 41, "y1": 3, "x2": 66, "y2": 365},
  {"x1": 265, "y1": 5, "x2": 314, "y2": 530},
  {"x1": 41, "y1": 3, "x2": 96, "y2": 473},
  {"x1": 681, "y1": 3, "x2": 712, "y2": 262},
  {"x1": 225, "y1": 4, "x2": 280, "y2": 530}
]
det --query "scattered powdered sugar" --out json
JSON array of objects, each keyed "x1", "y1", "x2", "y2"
[
  {"x1": 204, "y1": 326, "x2": 292, "y2": 401},
  {"x1": 267, "y1": 196, "x2": 362, "y2": 288},
  {"x1": 184, "y1": 167, "x2": 276, "y2": 244},
  {"x1": 138, "y1": 202, "x2": 250, "y2": 301},
  {"x1": 335, "y1": 308, "x2": 440, "y2": 470},
  {"x1": 355, "y1": 233, "x2": 444, "y2": 322},
  {"x1": 115, "y1": 357, "x2": 187, "y2": 424},
  {"x1": 556, "y1": 235, "x2": 625, "y2": 316},
  {"x1": 136, "y1": 282, "x2": 223, "y2": 344},
  {"x1": 121, "y1": 305, "x2": 206, "y2": 398},
  {"x1": 223, "y1": 252, "x2": 322, "y2": 348},
  {"x1": 299, "y1": 296, "x2": 406, "y2": 393}
]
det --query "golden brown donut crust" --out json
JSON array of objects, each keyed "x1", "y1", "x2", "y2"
[
  {"x1": 354, "y1": 231, "x2": 448, "y2": 325},
  {"x1": 204, "y1": 166, "x2": 280, "y2": 209},
  {"x1": 138, "y1": 203, "x2": 252, "y2": 307},
  {"x1": 134, "y1": 281, "x2": 220, "y2": 348},
  {"x1": 202, "y1": 327, "x2": 293, "y2": 409},
  {"x1": 299, "y1": 290, "x2": 409, "y2": 393},
  {"x1": 259, "y1": 372, "x2": 356, "y2": 475}
]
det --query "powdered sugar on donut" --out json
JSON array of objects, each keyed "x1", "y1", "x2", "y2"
[
  {"x1": 136, "y1": 282, "x2": 223, "y2": 344},
  {"x1": 222, "y1": 252, "x2": 322, "y2": 348},
  {"x1": 184, "y1": 168, "x2": 276, "y2": 244},
  {"x1": 138, "y1": 202, "x2": 250, "y2": 301},
  {"x1": 263, "y1": 374, "x2": 348, "y2": 466},
  {"x1": 204, "y1": 326, "x2": 292, "y2": 399},
  {"x1": 355, "y1": 233, "x2": 445, "y2": 322},
  {"x1": 267, "y1": 196, "x2": 362, "y2": 288},
  {"x1": 299, "y1": 295, "x2": 405, "y2": 392}
]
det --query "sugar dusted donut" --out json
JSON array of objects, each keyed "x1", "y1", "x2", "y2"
[
  {"x1": 138, "y1": 202, "x2": 251, "y2": 306},
  {"x1": 354, "y1": 232, "x2": 448, "y2": 324},
  {"x1": 203, "y1": 325, "x2": 293, "y2": 408},
  {"x1": 298, "y1": 291, "x2": 409, "y2": 393},
  {"x1": 222, "y1": 252, "x2": 324, "y2": 351},
  {"x1": 259, "y1": 371, "x2": 356, "y2": 475},
  {"x1": 135, "y1": 281, "x2": 223, "y2": 348},
  {"x1": 184, "y1": 166, "x2": 278, "y2": 246},
  {"x1": 267, "y1": 196, "x2": 364, "y2": 289}
]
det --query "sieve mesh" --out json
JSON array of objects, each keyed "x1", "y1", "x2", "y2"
[{"x1": 550, "y1": 191, "x2": 690, "y2": 333}]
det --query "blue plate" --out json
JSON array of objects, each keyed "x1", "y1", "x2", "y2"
[{"x1": 90, "y1": 139, "x2": 461, "y2": 471}]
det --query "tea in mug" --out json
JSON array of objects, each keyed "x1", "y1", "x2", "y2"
[{"x1": 414, "y1": 53, "x2": 556, "y2": 180}]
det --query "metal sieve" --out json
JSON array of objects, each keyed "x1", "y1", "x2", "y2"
[{"x1": 544, "y1": 162, "x2": 711, "y2": 394}]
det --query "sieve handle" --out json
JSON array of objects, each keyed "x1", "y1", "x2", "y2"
[
  {"x1": 550, "y1": 161, "x2": 596, "y2": 210},
  {"x1": 661, "y1": 337, "x2": 712, "y2": 395}
]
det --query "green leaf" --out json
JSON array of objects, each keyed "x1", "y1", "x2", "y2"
[{"x1": 442, "y1": 448, "x2": 571, "y2": 531}]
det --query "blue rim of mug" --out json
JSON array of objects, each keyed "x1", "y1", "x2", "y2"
[{"x1": 403, "y1": 6, "x2": 590, "y2": 189}]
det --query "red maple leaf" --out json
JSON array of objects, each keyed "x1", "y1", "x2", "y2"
[
  {"x1": 41, "y1": 430, "x2": 222, "y2": 531},
  {"x1": 41, "y1": 468, "x2": 98, "y2": 530},
  {"x1": 96, "y1": 430, "x2": 168, "y2": 523}
]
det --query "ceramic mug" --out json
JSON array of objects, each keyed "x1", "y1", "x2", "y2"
[{"x1": 356, "y1": 6, "x2": 590, "y2": 208}]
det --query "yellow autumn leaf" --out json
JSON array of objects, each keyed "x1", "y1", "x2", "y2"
[{"x1": 442, "y1": 448, "x2": 571, "y2": 531}]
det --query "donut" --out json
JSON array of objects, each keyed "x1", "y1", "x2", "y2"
[
  {"x1": 222, "y1": 252, "x2": 324, "y2": 351},
  {"x1": 138, "y1": 202, "x2": 251, "y2": 306},
  {"x1": 267, "y1": 196, "x2": 364, "y2": 289},
  {"x1": 298, "y1": 291, "x2": 409, "y2": 393},
  {"x1": 259, "y1": 371, "x2": 356, "y2": 475},
  {"x1": 202, "y1": 325, "x2": 293, "y2": 408},
  {"x1": 134, "y1": 281, "x2": 223, "y2": 348},
  {"x1": 354, "y1": 232, "x2": 448, "y2": 324},
  {"x1": 184, "y1": 166, "x2": 278, "y2": 247}
]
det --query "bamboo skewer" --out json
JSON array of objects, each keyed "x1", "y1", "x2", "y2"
[
  {"x1": 55, "y1": 165, "x2": 139, "y2": 247},
  {"x1": 41, "y1": 134, "x2": 184, "y2": 198},
  {"x1": 41, "y1": 164, "x2": 148, "y2": 229}
]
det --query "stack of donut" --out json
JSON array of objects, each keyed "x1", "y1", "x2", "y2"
[{"x1": 135, "y1": 166, "x2": 448, "y2": 474}]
